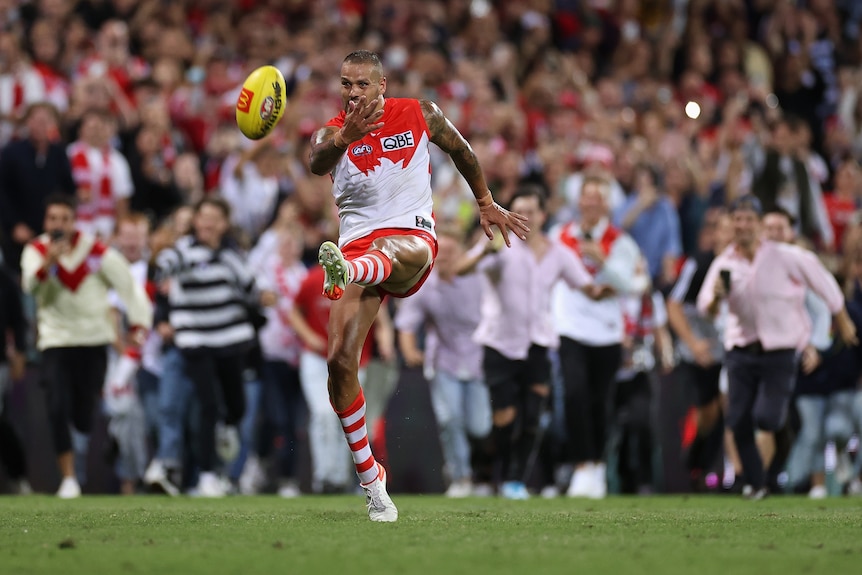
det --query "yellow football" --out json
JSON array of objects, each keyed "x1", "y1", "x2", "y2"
[{"x1": 235, "y1": 65, "x2": 286, "y2": 140}]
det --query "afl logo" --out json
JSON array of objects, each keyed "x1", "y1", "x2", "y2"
[
  {"x1": 352, "y1": 143, "x2": 373, "y2": 156},
  {"x1": 259, "y1": 96, "x2": 275, "y2": 120}
]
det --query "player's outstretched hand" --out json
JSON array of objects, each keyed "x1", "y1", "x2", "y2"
[
  {"x1": 479, "y1": 200, "x2": 530, "y2": 247},
  {"x1": 340, "y1": 95, "x2": 385, "y2": 143}
]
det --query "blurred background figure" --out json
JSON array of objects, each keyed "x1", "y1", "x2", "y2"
[{"x1": 396, "y1": 227, "x2": 492, "y2": 498}]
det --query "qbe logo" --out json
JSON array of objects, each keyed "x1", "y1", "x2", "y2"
[{"x1": 381, "y1": 130, "x2": 414, "y2": 151}]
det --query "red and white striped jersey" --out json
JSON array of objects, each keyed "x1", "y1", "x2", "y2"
[
  {"x1": 0, "y1": 68, "x2": 46, "y2": 144},
  {"x1": 67, "y1": 141, "x2": 134, "y2": 239},
  {"x1": 324, "y1": 98, "x2": 435, "y2": 247}
]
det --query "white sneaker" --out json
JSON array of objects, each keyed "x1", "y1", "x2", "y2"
[
  {"x1": 144, "y1": 459, "x2": 180, "y2": 496},
  {"x1": 196, "y1": 471, "x2": 227, "y2": 498},
  {"x1": 215, "y1": 422, "x2": 240, "y2": 464},
  {"x1": 471, "y1": 482, "x2": 495, "y2": 497},
  {"x1": 57, "y1": 476, "x2": 81, "y2": 499},
  {"x1": 361, "y1": 463, "x2": 398, "y2": 522},
  {"x1": 540, "y1": 485, "x2": 560, "y2": 499},
  {"x1": 445, "y1": 479, "x2": 473, "y2": 498},
  {"x1": 239, "y1": 455, "x2": 267, "y2": 495},
  {"x1": 318, "y1": 241, "x2": 349, "y2": 301},
  {"x1": 277, "y1": 480, "x2": 301, "y2": 498},
  {"x1": 848, "y1": 478, "x2": 862, "y2": 496},
  {"x1": 567, "y1": 464, "x2": 595, "y2": 498},
  {"x1": 808, "y1": 484, "x2": 828, "y2": 499},
  {"x1": 15, "y1": 479, "x2": 33, "y2": 495},
  {"x1": 590, "y1": 463, "x2": 607, "y2": 499}
]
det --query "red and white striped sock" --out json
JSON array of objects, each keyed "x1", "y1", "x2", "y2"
[
  {"x1": 335, "y1": 388, "x2": 381, "y2": 485},
  {"x1": 347, "y1": 250, "x2": 392, "y2": 287}
]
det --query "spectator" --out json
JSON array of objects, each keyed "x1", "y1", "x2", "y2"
[
  {"x1": 667, "y1": 209, "x2": 734, "y2": 488},
  {"x1": 462, "y1": 186, "x2": 597, "y2": 500},
  {"x1": 785, "y1": 288, "x2": 862, "y2": 498},
  {"x1": 143, "y1": 211, "x2": 197, "y2": 498},
  {"x1": 67, "y1": 109, "x2": 133, "y2": 239},
  {"x1": 611, "y1": 286, "x2": 673, "y2": 495},
  {"x1": 0, "y1": 102, "x2": 76, "y2": 270},
  {"x1": 751, "y1": 115, "x2": 834, "y2": 249},
  {"x1": 28, "y1": 18, "x2": 71, "y2": 114},
  {"x1": 553, "y1": 176, "x2": 648, "y2": 499},
  {"x1": 396, "y1": 227, "x2": 492, "y2": 498},
  {"x1": 288, "y1": 264, "x2": 372, "y2": 495},
  {"x1": 104, "y1": 212, "x2": 152, "y2": 495},
  {"x1": 0, "y1": 26, "x2": 46, "y2": 144},
  {"x1": 615, "y1": 163, "x2": 683, "y2": 288},
  {"x1": 20, "y1": 194, "x2": 152, "y2": 498},
  {"x1": 249, "y1": 228, "x2": 307, "y2": 497},
  {"x1": 696, "y1": 195, "x2": 856, "y2": 499},
  {"x1": 0, "y1": 257, "x2": 29, "y2": 494},
  {"x1": 823, "y1": 157, "x2": 861, "y2": 250},
  {"x1": 220, "y1": 140, "x2": 285, "y2": 244},
  {"x1": 154, "y1": 196, "x2": 260, "y2": 498}
]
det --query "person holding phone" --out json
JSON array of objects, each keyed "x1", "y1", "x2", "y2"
[
  {"x1": 20, "y1": 194, "x2": 152, "y2": 498},
  {"x1": 696, "y1": 195, "x2": 857, "y2": 500}
]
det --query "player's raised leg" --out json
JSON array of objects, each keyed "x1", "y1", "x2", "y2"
[
  {"x1": 318, "y1": 235, "x2": 433, "y2": 300},
  {"x1": 326, "y1": 284, "x2": 398, "y2": 522}
]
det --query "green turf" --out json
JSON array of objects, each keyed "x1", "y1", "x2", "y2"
[{"x1": 1, "y1": 495, "x2": 861, "y2": 575}]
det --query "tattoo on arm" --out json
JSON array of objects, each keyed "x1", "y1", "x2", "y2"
[
  {"x1": 422, "y1": 100, "x2": 488, "y2": 199},
  {"x1": 309, "y1": 126, "x2": 346, "y2": 176}
]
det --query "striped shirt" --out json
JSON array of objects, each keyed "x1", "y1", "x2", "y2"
[{"x1": 156, "y1": 235, "x2": 257, "y2": 353}]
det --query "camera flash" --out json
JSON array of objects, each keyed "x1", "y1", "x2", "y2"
[{"x1": 685, "y1": 101, "x2": 701, "y2": 120}]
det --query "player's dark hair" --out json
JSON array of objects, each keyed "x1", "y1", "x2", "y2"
[{"x1": 344, "y1": 50, "x2": 383, "y2": 74}]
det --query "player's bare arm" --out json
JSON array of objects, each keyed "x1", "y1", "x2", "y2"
[
  {"x1": 421, "y1": 99, "x2": 529, "y2": 246},
  {"x1": 309, "y1": 95, "x2": 384, "y2": 176}
]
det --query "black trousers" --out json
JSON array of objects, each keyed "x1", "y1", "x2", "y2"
[
  {"x1": 182, "y1": 349, "x2": 246, "y2": 472},
  {"x1": 612, "y1": 371, "x2": 654, "y2": 492},
  {"x1": 41, "y1": 346, "x2": 108, "y2": 455},
  {"x1": 0, "y1": 364, "x2": 26, "y2": 479},
  {"x1": 559, "y1": 337, "x2": 622, "y2": 464},
  {"x1": 724, "y1": 347, "x2": 797, "y2": 490}
]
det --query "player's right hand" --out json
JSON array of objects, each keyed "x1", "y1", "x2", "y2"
[{"x1": 341, "y1": 95, "x2": 385, "y2": 144}]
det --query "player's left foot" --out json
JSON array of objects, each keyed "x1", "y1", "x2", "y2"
[
  {"x1": 318, "y1": 241, "x2": 349, "y2": 301},
  {"x1": 361, "y1": 463, "x2": 398, "y2": 522}
]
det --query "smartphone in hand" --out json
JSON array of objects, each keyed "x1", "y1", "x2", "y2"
[{"x1": 719, "y1": 269, "x2": 731, "y2": 293}]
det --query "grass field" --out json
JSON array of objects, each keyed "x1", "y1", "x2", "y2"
[{"x1": 2, "y1": 495, "x2": 861, "y2": 575}]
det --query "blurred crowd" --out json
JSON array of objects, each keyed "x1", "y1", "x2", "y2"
[{"x1": 2, "y1": 0, "x2": 862, "y2": 498}]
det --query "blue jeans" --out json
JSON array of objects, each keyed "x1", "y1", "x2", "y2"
[
  {"x1": 229, "y1": 378, "x2": 262, "y2": 481},
  {"x1": 261, "y1": 360, "x2": 305, "y2": 480},
  {"x1": 853, "y1": 391, "x2": 862, "y2": 476},
  {"x1": 136, "y1": 368, "x2": 161, "y2": 441},
  {"x1": 155, "y1": 347, "x2": 196, "y2": 468},
  {"x1": 786, "y1": 391, "x2": 856, "y2": 487},
  {"x1": 430, "y1": 371, "x2": 492, "y2": 482}
]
